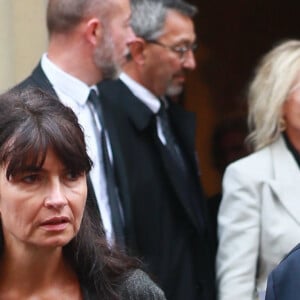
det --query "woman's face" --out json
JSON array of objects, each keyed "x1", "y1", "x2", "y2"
[
  {"x1": 283, "y1": 84, "x2": 300, "y2": 140},
  {"x1": 0, "y1": 149, "x2": 87, "y2": 252}
]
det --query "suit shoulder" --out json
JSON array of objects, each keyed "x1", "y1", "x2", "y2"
[
  {"x1": 268, "y1": 243, "x2": 300, "y2": 299},
  {"x1": 119, "y1": 269, "x2": 166, "y2": 300},
  {"x1": 225, "y1": 145, "x2": 272, "y2": 177},
  {"x1": 98, "y1": 79, "x2": 127, "y2": 97},
  {"x1": 9, "y1": 75, "x2": 35, "y2": 93},
  {"x1": 276, "y1": 243, "x2": 300, "y2": 269},
  {"x1": 98, "y1": 79, "x2": 132, "y2": 109},
  {"x1": 10, "y1": 64, "x2": 46, "y2": 94}
]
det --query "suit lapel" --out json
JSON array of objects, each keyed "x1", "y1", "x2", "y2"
[
  {"x1": 268, "y1": 135, "x2": 300, "y2": 225},
  {"x1": 127, "y1": 91, "x2": 203, "y2": 232},
  {"x1": 118, "y1": 80, "x2": 155, "y2": 131},
  {"x1": 168, "y1": 102, "x2": 196, "y2": 157},
  {"x1": 100, "y1": 79, "x2": 155, "y2": 131},
  {"x1": 154, "y1": 137, "x2": 203, "y2": 231},
  {"x1": 154, "y1": 102, "x2": 203, "y2": 232},
  {"x1": 168, "y1": 102, "x2": 200, "y2": 176}
]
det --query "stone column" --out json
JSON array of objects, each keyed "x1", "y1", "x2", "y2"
[{"x1": 0, "y1": 0, "x2": 14, "y2": 92}]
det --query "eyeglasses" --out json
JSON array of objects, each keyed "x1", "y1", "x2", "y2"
[{"x1": 145, "y1": 40, "x2": 198, "y2": 61}]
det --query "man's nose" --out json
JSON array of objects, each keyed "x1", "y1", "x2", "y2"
[{"x1": 183, "y1": 50, "x2": 197, "y2": 70}]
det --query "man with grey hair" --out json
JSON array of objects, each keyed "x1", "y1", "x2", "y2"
[
  {"x1": 99, "y1": 0, "x2": 216, "y2": 299},
  {"x1": 11, "y1": 0, "x2": 136, "y2": 249}
]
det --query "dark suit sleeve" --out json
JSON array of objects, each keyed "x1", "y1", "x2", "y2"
[
  {"x1": 265, "y1": 272, "x2": 275, "y2": 300},
  {"x1": 119, "y1": 269, "x2": 166, "y2": 300}
]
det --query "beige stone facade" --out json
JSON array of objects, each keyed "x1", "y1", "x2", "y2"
[{"x1": 0, "y1": 0, "x2": 47, "y2": 92}]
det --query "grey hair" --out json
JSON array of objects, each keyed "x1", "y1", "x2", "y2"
[
  {"x1": 46, "y1": 0, "x2": 111, "y2": 34},
  {"x1": 246, "y1": 40, "x2": 300, "y2": 151},
  {"x1": 130, "y1": 0, "x2": 198, "y2": 41}
]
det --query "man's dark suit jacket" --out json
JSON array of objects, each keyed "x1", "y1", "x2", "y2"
[
  {"x1": 99, "y1": 78, "x2": 215, "y2": 300},
  {"x1": 265, "y1": 243, "x2": 300, "y2": 300},
  {"x1": 10, "y1": 63, "x2": 103, "y2": 232}
]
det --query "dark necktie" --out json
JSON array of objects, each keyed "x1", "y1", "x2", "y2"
[
  {"x1": 157, "y1": 102, "x2": 204, "y2": 230},
  {"x1": 157, "y1": 101, "x2": 187, "y2": 174},
  {"x1": 88, "y1": 90, "x2": 125, "y2": 249}
]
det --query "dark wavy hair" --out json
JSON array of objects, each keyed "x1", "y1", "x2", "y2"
[{"x1": 0, "y1": 88, "x2": 138, "y2": 299}]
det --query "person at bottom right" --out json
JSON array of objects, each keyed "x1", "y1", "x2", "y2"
[
  {"x1": 217, "y1": 39, "x2": 300, "y2": 300},
  {"x1": 265, "y1": 243, "x2": 300, "y2": 300}
]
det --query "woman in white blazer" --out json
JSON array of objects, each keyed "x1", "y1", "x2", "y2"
[{"x1": 217, "y1": 40, "x2": 300, "y2": 300}]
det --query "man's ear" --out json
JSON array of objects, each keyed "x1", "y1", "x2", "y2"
[
  {"x1": 129, "y1": 38, "x2": 148, "y2": 65},
  {"x1": 84, "y1": 17, "x2": 102, "y2": 46}
]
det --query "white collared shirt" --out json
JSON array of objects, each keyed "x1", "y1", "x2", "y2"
[
  {"x1": 41, "y1": 53, "x2": 114, "y2": 244},
  {"x1": 119, "y1": 72, "x2": 167, "y2": 145}
]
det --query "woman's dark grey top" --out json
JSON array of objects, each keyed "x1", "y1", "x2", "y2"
[
  {"x1": 82, "y1": 269, "x2": 167, "y2": 300},
  {"x1": 119, "y1": 269, "x2": 166, "y2": 299}
]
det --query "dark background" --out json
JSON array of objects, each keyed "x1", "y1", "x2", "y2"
[{"x1": 182, "y1": 1, "x2": 300, "y2": 196}]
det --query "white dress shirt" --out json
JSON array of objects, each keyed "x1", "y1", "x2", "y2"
[{"x1": 41, "y1": 53, "x2": 114, "y2": 244}]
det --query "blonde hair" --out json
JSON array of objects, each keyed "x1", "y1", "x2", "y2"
[{"x1": 246, "y1": 40, "x2": 300, "y2": 151}]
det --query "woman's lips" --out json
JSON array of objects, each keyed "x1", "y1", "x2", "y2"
[{"x1": 40, "y1": 216, "x2": 70, "y2": 231}]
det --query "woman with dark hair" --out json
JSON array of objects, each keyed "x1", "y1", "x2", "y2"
[{"x1": 0, "y1": 88, "x2": 165, "y2": 299}]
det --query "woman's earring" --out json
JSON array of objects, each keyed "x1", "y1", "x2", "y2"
[{"x1": 279, "y1": 117, "x2": 286, "y2": 131}]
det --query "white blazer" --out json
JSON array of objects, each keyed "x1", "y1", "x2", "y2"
[{"x1": 217, "y1": 135, "x2": 300, "y2": 300}]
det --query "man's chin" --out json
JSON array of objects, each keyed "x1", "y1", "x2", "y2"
[{"x1": 166, "y1": 85, "x2": 183, "y2": 97}]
